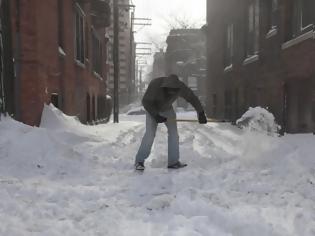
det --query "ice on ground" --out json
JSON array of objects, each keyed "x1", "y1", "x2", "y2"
[{"x1": 0, "y1": 105, "x2": 315, "y2": 236}]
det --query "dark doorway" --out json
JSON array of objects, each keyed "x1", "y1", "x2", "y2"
[
  {"x1": 0, "y1": 0, "x2": 15, "y2": 116},
  {"x1": 92, "y1": 95, "x2": 96, "y2": 121},
  {"x1": 0, "y1": 29, "x2": 5, "y2": 113},
  {"x1": 282, "y1": 82, "x2": 288, "y2": 134},
  {"x1": 51, "y1": 93, "x2": 59, "y2": 108},
  {"x1": 86, "y1": 93, "x2": 91, "y2": 123}
]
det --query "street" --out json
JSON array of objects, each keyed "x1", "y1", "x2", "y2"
[{"x1": 0, "y1": 105, "x2": 314, "y2": 235}]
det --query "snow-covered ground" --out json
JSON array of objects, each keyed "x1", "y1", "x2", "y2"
[{"x1": 0, "y1": 105, "x2": 315, "y2": 236}]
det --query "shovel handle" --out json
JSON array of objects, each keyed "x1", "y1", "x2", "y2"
[{"x1": 170, "y1": 118, "x2": 225, "y2": 123}]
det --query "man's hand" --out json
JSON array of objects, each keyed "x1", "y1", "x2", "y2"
[
  {"x1": 155, "y1": 115, "x2": 167, "y2": 123},
  {"x1": 198, "y1": 111, "x2": 207, "y2": 124}
]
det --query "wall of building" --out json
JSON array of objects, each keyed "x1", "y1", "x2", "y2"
[
  {"x1": 165, "y1": 28, "x2": 207, "y2": 108},
  {"x1": 107, "y1": 0, "x2": 132, "y2": 107},
  {"x1": 9, "y1": 0, "x2": 110, "y2": 126},
  {"x1": 206, "y1": 0, "x2": 315, "y2": 133}
]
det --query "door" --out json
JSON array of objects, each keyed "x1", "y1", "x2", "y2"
[{"x1": 0, "y1": 11, "x2": 5, "y2": 113}]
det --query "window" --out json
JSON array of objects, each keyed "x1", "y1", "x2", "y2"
[
  {"x1": 284, "y1": 0, "x2": 314, "y2": 42},
  {"x1": 85, "y1": 23, "x2": 89, "y2": 60},
  {"x1": 283, "y1": 0, "x2": 294, "y2": 41},
  {"x1": 265, "y1": 0, "x2": 278, "y2": 32},
  {"x1": 245, "y1": 0, "x2": 260, "y2": 57},
  {"x1": 75, "y1": 5, "x2": 85, "y2": 64},
  {"x1": 300, "y1": 0, "x2": 314, "y2": 29},
  {"x1": 224, "y1": 23, "x2": 234, "y2": 68},
  {"x1": 92, "y1": 29, "x2": 102, "y2": 76},
  {"x1": 107, "y1": 43, "x2": 113, "y2": 62},
  {"x1": 57, "y1": 0, "x2": 64, "y2": 49}
]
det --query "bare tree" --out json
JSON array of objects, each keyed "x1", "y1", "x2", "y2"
[{"x1": 163, "y1": 14, "x2": 200, "y2": 29}]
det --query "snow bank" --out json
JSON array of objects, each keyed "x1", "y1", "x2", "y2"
[
  {"x1": 40, "y1": 104, "x2": 83, "y2": 130},
  {"x1": 0, "y1": 103, "x2": 143, "y2": 180},
  {"x1": 1, "y1": 104, "x2": 315, "y2": 236},
  {"x1": 236, "y1": 107, "x2": 280, "y2": 135},
  {"x1": 0, "y1": 116, "x2": 92, "y2": 180}
]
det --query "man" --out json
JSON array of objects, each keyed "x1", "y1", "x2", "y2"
[{"x1": 135, "y1": 74, "x2": 207, "y2": 171}]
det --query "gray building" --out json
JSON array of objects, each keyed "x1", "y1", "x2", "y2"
[
  {"x1": 107, "y1": 0, "x2": 133, "y2": 107},
  {"x1": 165, "y1": 28, "x2": 207, "y2": 108}
]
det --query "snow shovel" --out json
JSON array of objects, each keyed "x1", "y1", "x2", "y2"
[{"x1": 170, "y1": 118, "x2": 226, "y2": 123}]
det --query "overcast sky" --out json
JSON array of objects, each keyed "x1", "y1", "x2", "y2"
[{"x1": 131, "y1": 0, "x2": 206, "y2": 70}]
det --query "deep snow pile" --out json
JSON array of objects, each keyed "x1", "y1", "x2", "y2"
[
  {"x1": 236, "y1": 107, "x2": 280, "y2": 135},
  {"x1": 0, "y1": 105, "x2": 315, "y2": 236}
]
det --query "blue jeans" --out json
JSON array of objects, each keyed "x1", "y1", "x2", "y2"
[{"x1": 135, "y1": 108, "x2": 179, "y2": 166}]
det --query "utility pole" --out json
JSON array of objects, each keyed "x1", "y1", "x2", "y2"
[
  {"x1": 135, "y1": 42, "x2": 151, "y2": 99},
  {"x1": 132, "y1": 16, "x2": 151, "y2": 100},
  {"x1": 139, "y1": 67, "x2": 143, "y2": 97},
  {"x1": 113, "y1": 0, "x2": 119, "y2": 123},
  {"x1": 128, "y1": 10, "x2": 135, "y2": 103}
]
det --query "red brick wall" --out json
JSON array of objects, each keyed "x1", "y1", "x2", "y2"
[
  {"x1": 206, "y1": 0, "x2": 315, "y2": 133},
  {"x1": 11, "y1": 0, "x2": 109, "y2": 126}
]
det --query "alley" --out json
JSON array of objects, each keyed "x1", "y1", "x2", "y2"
[{"x1": 0, "y1": 105, "x2": 315, "y2": 235}]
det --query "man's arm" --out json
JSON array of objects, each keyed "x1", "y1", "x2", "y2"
[
  {"x1": 179, "y1": 84, "x2": 204, "y2": 113},
  {"x1": 179, "y1": 83, "x2": 207, "y2": 124}
]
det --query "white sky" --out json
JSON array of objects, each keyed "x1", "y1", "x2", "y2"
[{"x1": 131, "y1": 0, "x2": 206, "y2": 71}]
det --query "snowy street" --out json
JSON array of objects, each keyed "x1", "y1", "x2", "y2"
[{"x1": 0, "y1": 105, "x2": 315, "y2": 236}]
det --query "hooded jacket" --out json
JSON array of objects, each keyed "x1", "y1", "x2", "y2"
[{"x1": 142, "y1": 76, "x2": 204, "y2": 117}]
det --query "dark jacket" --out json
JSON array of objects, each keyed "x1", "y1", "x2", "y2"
[{"x1": 142, "y1": 76, "x2": 204, "y2": 117}]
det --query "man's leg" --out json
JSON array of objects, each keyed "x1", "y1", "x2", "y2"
[
  {"x1": 135, "y1": 112, "x2": 158, "y2": 164},
  {"x1": 162, "y1": 108, "x2": 180, "y2": 166}
]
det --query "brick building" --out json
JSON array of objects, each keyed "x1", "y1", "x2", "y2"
[
  {"x1": 1, "y1": 0, "x2": 111, "y2": 126},
  {"x1": 206, "y1": 0, "x2": 315, "y2": 133}
]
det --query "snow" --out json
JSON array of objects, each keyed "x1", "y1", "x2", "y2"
[
  {"x1": 0, "y1": 105, "x2": 315, "y2": 235},
  {"x1": 236, "y1": 106, "x2": 280, "y2": 135}
]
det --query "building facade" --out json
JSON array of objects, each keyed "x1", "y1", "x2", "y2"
[
  {"x1": 2, "y1": 0, "x2": 111, "y2": 126},
  {"x1": 151, "y1": 49, "x2": 166, "y2": 79},
  {"x1": 107, "y1": 0, "x2": 133, "y2": 107},
  {"x1": 165, "y1": 29, "x2": 207, "y2": 108},
  {"x1": 206, "y1": 0, "x2": 315, "y2": 133}
]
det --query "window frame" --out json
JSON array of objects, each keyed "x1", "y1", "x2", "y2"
[
  {"x1": 224, "y1": 23, "x2": 234, "y2": 70},
  {"x1": 91, "y1": 27, "x2": 102, "y2": 77},
  {"x1": 74, "y1": 4, "x2": 85, "y2": 65},
  {"x1": 282, "y1": 0, "x2": 314, "y2": 46},
  {"x1": 57, "y1": 0, "x2": 64, "y2": 50},
  {"x1": 265, "y1": 0, "x2": 278, "y2": 37},
  {"x1": 299, "y1": 0, "x2": 314, "y2": 31},
  {"x1": 270, "y1": 0, "x2": 278, "y2": 30},
  {"x1": 245, "y1": 0, "x2": 260, "y2": 59}
]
